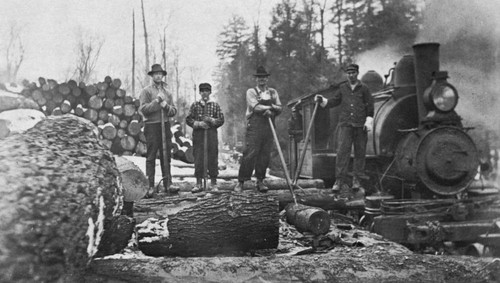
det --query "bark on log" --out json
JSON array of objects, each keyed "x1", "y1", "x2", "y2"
[
  {"x1": 137, "y1": 192, "x2": 279, "y2": 257},
  {"x1": 85, "y1": 251, "x2": 500, "y2": 283},
  {"x1": 285, "y1": 203, "x2": 331, "y2": 235},
  {"x1": 0, "y1": 115, "x2": 133, "y2": 282},
  {"x1": 115, "y1": 155, "x2": 148, "y2": 201},
  {"x1": 267, "y1": 188, "x2": 366, "y2": 211}
]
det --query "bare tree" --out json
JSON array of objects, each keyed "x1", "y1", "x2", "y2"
[
  {"x1": 74, "y1": 32, "x2": 104, "y2": 83},
  {"x1": 132, "y1": 10, "x2": 136, "y2": 96},
  {"x1": 141, "y1": 0, "x2": 150, "y2": 85},
  {"x1": 4, "y1": 23, "x2": 25, "y2": 82}
]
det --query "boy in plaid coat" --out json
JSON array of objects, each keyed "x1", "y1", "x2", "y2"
[{"x1": 186, "y1": 83, "x2": 224, "y2": 192}]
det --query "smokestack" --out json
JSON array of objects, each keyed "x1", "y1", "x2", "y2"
[{"x1": 412, "y1": 43, "x2": 440, "y2": 124}]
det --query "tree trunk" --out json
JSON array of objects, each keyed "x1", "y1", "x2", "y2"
[
  {"x1": 137, "y1": 192, "x2": 279, "y2": 257},
  {"x1": 85, "y1": 252, "x2": 500, "y2": 283},
  {"x1": 0, "y1": 115, "x2": 133, "y2": 282}
]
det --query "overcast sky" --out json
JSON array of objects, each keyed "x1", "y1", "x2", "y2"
[{"x1": 0, "y1": 0, "x2": 283, "y2": 84}]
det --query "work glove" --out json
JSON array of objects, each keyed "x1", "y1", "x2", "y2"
[
  {"x1": 202, "y1": 116, "x2": 216, "y2": 125},
  {"x1": 271, "y1": 104, "x2": 282, "y2": 112},
  {"x1": 364, "y1": 116, "x2": 374, "y2": 132},
  {"x1": 263, "y1": 109, "x2": 274, "y2": 117},
  {"x1": 314, "y1": 94, "x2": 328, "y2": 107},
  {"x1": 156, "y1": 92, "x2": 167, "y2": 102},
  {"x1": 160, "y1": 101, "x2": 168, "y2": 108},
  {"x1": 195, "y1": 121, "x2": 210, "y2": 130}
]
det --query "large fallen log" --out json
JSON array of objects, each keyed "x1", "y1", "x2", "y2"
[
  {"x1": 85, "y1": 248, "x2": 500, "y2": 283},
  {"x1": 170, "y1": 178, "x2": 324, "y2": 191},
  {"x1": 133, "y1": 188, "x2": 363, "y2": 223},
  {"x1": 0, "y1": 115, "x2": 134, "y2": 282},
  {"x1": 136, "y1": 192, "x2": 279, "y2": 257}
]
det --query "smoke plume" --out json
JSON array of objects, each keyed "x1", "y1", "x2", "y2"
[{"x1": 418, "y1": 0, "x2": 500, "y2": 147}]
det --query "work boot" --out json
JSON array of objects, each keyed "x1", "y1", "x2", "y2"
[
  {"x1": 191, "y1": 178, "x2": 203, "y2": 193},
  {"x1": 337, "y1": 186, "x2": 353, "y2": 201},
  {"x1": 234, "y1": 181, "x2": 244, "y2": 192},
  {"x1": 209, "y1": 178, "x2": 219, "y2": 192},
  {"x1": 331, "y1": 179, "x2": 344, "y2": 192},
  {"x1": 351, "y1": 187, "x2": 366, "y2": 201},
  {"x1": 145, "y1": 186, "x2": 157, "y2": 198},
  {"x1": 256, "y1": 179, "x2": 269, "y2": 193}
]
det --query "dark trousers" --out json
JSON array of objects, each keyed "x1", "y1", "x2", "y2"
[
  {"x1": 192, "y1": 128, "x2": 219, "y2": 179},
  {"x1": 144, "y1": 122, "x2": 172, "y2": 189},
  {"x1": 336, "y1": 126, "x2": 367, "y2": 182},
  {"x1": 238, "y1": 115, "x2": 274, "y2": 182}
]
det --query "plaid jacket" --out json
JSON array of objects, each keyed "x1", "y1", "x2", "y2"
[{"x1": 186, "y1": 100, "x2": 224, "y2": 129}]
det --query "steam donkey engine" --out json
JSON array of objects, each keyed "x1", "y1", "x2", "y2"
[{"x1": 287, "y1": 43, "x2": 500, "y2": 255}]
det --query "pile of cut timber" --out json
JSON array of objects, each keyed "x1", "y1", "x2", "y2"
[
  {"x1": 15, "y1": 78, "x2": 193, "y2": 162},
  {"x1": 0, "y1": 115, "x2": 134, "y2": 282}
]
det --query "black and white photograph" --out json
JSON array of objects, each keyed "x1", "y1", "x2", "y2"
[{"x1": 0, "y1": 0, "x2": 499, "y2": 282}]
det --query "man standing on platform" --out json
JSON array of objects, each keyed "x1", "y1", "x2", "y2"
[
  {"x1": 234, "y1": 66, "x2": 282, "y2": 193},
  {"x1": 186, "y1": 83, "x2": 225, "y2": 193},
  {"x1": 139, "y1": 64, "x2": 179, "y2": 197},
  {"x1": 315, "y1": 63, "x2": 374, "y2": 200}
]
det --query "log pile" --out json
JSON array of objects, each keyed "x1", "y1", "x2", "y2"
[
  {"x1": 0, "y1": 115, "x2": 134, "y2": 282},
  {"x1": 16, "y1": 77, "x2": 193, "y2": 162}
]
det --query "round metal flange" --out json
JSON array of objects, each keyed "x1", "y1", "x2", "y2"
[{"x1": 416, "y1": 126, "x2": 478, "y2": 195}]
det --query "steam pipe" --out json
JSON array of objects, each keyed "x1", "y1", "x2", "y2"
[{"x1": 412, "y1": 42, "x2": 440, "y2": 125}]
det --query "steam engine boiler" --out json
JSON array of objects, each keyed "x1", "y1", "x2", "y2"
[{"x1": 287, "y1": 43, "x2": 500, "y2": 254}]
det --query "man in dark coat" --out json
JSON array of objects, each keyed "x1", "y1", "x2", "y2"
[{"x1": 315, "y1": 64, "x2": 374, "y2": 200}]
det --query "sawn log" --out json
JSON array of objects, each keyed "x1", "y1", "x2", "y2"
[{"x1": 137, "y1": 192, "x2": 279, "y2": 256}]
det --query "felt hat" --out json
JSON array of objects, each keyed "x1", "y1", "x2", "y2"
[
  {"x1": 199, "y1": 83, "x2": 212, "y2": 91},
  {"x1": 346, "y1": 64, "x2": 359, "y2": 72},
  {"x1": 253, "y1": 66, "x2": 270, "y2": 77},
  {"x1": 148, "y1": 64, "x2": 167, "y2": 76}
]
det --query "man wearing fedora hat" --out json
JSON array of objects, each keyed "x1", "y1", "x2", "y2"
[
  {"x1": 315, "y1": 63, "x2": 374, "y2": 200},
  {"x1": 186, "y1": 83, "x2": 225, "y2": 193},
  {"x1": 234, "y1": 66, "x2": 282, "y2": 193},
  {"x1": 139, "y1": 64, "x2": 178, "y2": 197}
]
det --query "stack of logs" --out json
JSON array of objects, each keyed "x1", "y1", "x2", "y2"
[{"x1": 17, "y1": 76, "x2": 191, "y2": 161}]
